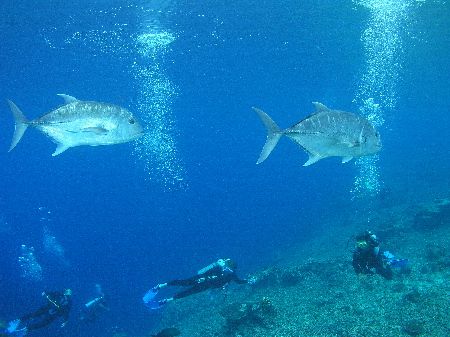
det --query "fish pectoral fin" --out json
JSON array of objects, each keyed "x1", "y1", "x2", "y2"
[
  {"x1": 342, "y1": 140, "x2": 359, "y2": 148},
  {"x1": 52, "y1": 143, "x2": 70, "y2": 156},
  {"x1": 342, "y1": 156, "x2": 353, "y2": 164},
  {"x1": 82, "y1": 127, "x2": 109, "y2": 135},
  {"x1": 303, "y1": 154, "x2": 323, "y2": 166}
]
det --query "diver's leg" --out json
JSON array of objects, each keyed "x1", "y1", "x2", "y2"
[
  {"x1": 26, "y1": 315, "x2": 57, "y2": 331},
  {"x1": 20, "y1": 305, "x2": 51, "y2": 322},
  {"x1": 154, "y1": 276, "x2": 198, "y2": 290},
  {"x1": 173, "y1": 284, "x2": 208, "y2": 299},
  {"x1": 167, "y1": 276, "x2": 199, "y2": 287},
  {"x1": 157, "y1": 286, "x2": 204, "y2": 306}
]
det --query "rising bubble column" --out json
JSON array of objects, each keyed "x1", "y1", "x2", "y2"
[
  {"x1": 351, "y1": 0, "x2": 413, "y2": 197},
  {"x1": 132, "y1": 28, "x2": 186, "y2": 190},
  {"x1": 18, "y1": 244, "x2": 43, "y2": 282}
]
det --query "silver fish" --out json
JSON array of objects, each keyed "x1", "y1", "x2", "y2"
[
  {"x1": 7, "y1": 94, "x2": 144, "y2": 156},
  {"x1": 254, "y1": 102, "x2": 381, "y2": 166}
]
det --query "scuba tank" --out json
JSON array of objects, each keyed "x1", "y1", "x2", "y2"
[
  {"x1": 85, "y1": 284, "x2": 104, "y2": 308},
  {"x1": 85, "y1": 296, "x2": 103, "y2": 308},
  {"x1": 197, "y1": 259, "x2": 226, "y2": 275}
]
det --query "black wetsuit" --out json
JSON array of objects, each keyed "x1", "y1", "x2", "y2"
[
  {"x1": 20, "y1": 292, "x2": 71, "y2": 331},
  {"x1": 352, "y1": 245, "x2": 393, "y2": 280},
  {"x1": 167, "y1": 266, "x2": 248, "y2": 299}
]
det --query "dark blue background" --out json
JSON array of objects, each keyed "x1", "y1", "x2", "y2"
[{"x1": 0, "y1": 1, "x2": 449, "y2": 336}]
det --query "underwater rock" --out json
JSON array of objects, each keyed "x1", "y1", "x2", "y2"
[
  {"x1": 220, "y1": 297, "x2": 276, "y2": 333},
  {"x1": 112, "y1": 333, "x2": 127, "y2": 337},
  {"x1": 421, "y1": 244, "x2": 449, "y2": 273},
  {"x1": 251, "y1": 267, "x2": 280, "y2": 288},
  {"x1": 280, "y1": 268, "x2": 303, "y2": 286},
  {"x1": 259, "y1": 297, "x2": 276, "y2": 314},
  {"x1": 425, "y1": 244, "x2": 446, "y2": 261},
  {"x1": 403, "y1": 319, "x2": 425, "y2": 336},
  {"x1": 414, "y1": 198, "x2": 450, "y2": 230},
  {"x1": 403, "y1": 288, "x2": 422, "y2": 304},
  {"x1": 151, "y1": 327, "x2": 180, "y2": 337},
  {"x1": 391, "y1": 282, "x2": 406, "y2": 292},
  {"x1": 252, "y1": 260, "x2": 340, "y2": 290}
]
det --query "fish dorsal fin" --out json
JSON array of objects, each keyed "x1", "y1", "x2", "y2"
[
  {"x1": 312, "y1": 102, "x2": 329, "y2": 113},
  {"x1": 57, "y1": 94, "x2": 79, "y2": 104}
]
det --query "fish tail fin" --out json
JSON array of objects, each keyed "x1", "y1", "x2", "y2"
[
  {"x1": 7, "y1": 100, "x2": 30, "y2": 152},
  {"x1": 253, "y1": 107, "x2": 282, "y2": 164}
]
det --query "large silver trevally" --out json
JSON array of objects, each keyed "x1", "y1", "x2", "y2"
[
  {"x1": 7, "y1": 94, "x2": 144, "y2": 156},
  {"x1": 254, "y1": 102, "x2": 381, "y2": 166}
]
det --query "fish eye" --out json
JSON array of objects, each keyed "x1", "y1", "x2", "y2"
[{"x1": 128, "y1": 118, "x2": 135, "y2": 125}]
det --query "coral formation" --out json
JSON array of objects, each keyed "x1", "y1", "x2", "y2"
[
  {"x1": 403, "y1": 319, "x2": 425, "y2": 336},
  {"x1": 151, "y1": 196, "x2": 450, "y2": 337},
  {"x1": 220, "y1": 297, "x2": 275, "y2": 335},
  {"x1": 414, "y1": 198, "x2": 450, "y2": 230}
]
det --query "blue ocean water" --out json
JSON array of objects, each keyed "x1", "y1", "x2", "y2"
[{"x1": 0, "y1": 1, "x2": 449, "y2": 336}]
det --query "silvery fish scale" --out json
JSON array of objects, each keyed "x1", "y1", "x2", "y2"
[
  {"x1": 34, "y1": 101, "x2": 139, "y2": 147},
  {"x1": 286, "y1": 109, "x2": 380, "y2": 160},
  {"x1": 6, "y1": 94, "x2": 144, "y2": 156}
]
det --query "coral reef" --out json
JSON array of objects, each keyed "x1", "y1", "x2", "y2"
[
  {"x1": 153, "y1": 196, "x2": 450, "y2": 337},
  {"x1": 220, "y1": 297, "x2": 275, "y2": 335},
  {"x1": 403, "y1": 319, "x2": 425, "y2": 336},
  {"x1": 414, "y1": 198, "x2": 450, "y2": 230}
]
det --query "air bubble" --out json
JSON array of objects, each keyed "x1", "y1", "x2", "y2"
[
  {"x1": 132, "y1": 29, "x2": 187, "y2": 189},
  {"x1": 18, "y1": 244, "x2": 43, "y2": 281},
  {"x1": 39, "y1": 5, "x2": 186, "y2": 188},
  {"x1": 351, "y1": 0, "x2": 416, "y2": 198}
]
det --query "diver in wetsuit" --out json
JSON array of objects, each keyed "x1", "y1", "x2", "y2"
[
  {"x1": 80, "y1": 284, "x2": 108, "y2": 322},
  {"x1": 149, "y1": 258, "x2": 250, "y2": 307},
  {"x1": 352, "y1": 230, "x2": 393, "y2": 280},
  {"x1": 5, "y1": 289, "x2": 72, "y2": 336}
]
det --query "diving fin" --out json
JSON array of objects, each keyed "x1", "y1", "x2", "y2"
[
  {"x1": 143, "y1": 288, "x2": 158, "y2": 304},
  {"x1": 6, "y1": 320, "x2": 20, "y2": 333},
  {"x1": 144, "y1": 300, "x2": 164, "y2": 310},
  {"x1": 13, "y1": 328, "x2": 27, "y2": 337},
  {"x1": 5, "y1": 320, "x2": 27, "y2": 336}
]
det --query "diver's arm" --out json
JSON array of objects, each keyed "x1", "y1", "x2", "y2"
[{"x1": 232, "y1": 273, "x2": 248, "y2": 284}]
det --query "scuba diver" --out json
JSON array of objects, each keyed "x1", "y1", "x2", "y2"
[
  {"x1": 5, "y1": 289, "x2": 72, "y2": 336},
  {"x1": 143, "y1": 258, "x2": 253, "y2": 309},
  {"x1": 80, "y1": 284, "x2": 108, "y2": 322},
  {"x1": 352, "y1": 230, "x2": 408, "y2": 280}
]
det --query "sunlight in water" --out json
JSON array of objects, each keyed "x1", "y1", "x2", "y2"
[
  {"x1": 132, "y1": 30, "x2": 187, "y2": 190},
  {"x1": 351, "y1": 0, "x2": 415, "y2": 198}
]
